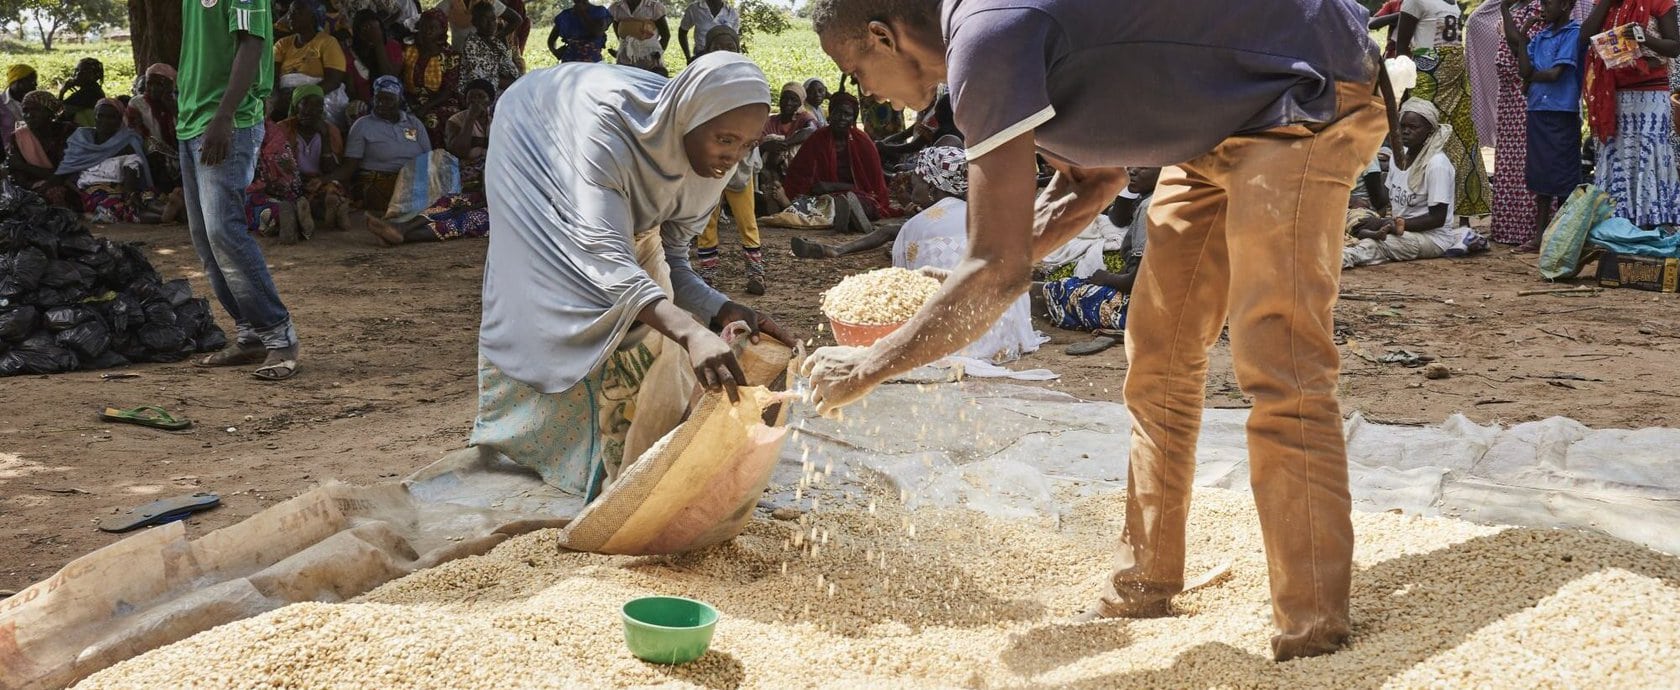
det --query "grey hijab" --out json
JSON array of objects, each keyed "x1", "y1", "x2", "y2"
[{"x1": 480, "y1": 53, "x2": 771, "y2": 393}]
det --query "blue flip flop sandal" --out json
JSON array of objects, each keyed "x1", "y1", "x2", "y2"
[{"x1": 98, "y1": 493, "x2": 221, "y2": 533}]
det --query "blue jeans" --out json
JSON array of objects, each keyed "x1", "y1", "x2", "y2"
[{"x1": 179, "y1": 123, "x2": 296, "y2": 350}]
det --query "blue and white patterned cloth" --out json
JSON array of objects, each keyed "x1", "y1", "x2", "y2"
[
  {"x1": 1596, "y1": 90, "x2": 1680, "y2": 227},
  {"x1": 1044, "y1": 277, "x2": 1129, "y2": 332}
]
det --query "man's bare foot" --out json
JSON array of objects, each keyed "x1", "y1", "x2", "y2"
[
  {"x1": 790, "y1": 237, "x2": 839, "y2": 259},
  {"x1": 364, "y1": 216, "x2": 405, "y2": 246},
  {"x1": 196, "y1": 341, "x2": 266, "y2": 367}
]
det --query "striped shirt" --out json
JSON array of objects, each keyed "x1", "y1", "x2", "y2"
[{"x1": 178, "y1": 0, "x2": 275, "y2": 140}]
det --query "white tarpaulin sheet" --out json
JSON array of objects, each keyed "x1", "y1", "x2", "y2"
[
  {"x1": 6, "y1": 380, "x2": 1679, "y2": 688},
  {"x1": 774, "y1": 382, "x2": 1680, "y2": 557}
]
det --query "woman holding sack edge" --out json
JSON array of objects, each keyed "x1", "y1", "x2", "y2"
[{"x1": 472, "y1": 53, "x2": 793, "y2": 502}]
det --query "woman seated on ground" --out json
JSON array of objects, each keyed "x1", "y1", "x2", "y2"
[
  {"x1": 246, "y1": 85, "x2": 350, "y2": 242},
  {"x1": 858, "y1": 90, "x2": 904, "y2": 140},
  {"x1": 1345, "y1": 100, "x2": 1487, "y2": 269},
  {"x1": 877, "y1": 86, "x2": 960, "y2": 168},
  {"x1": 275, "y1": 0, "x2": 350, "y2": 127},
  {"x1": 756, "y1": 81, "x2": 818, "y2": 191},
  {"x1": 55, "y1": 99, "x2": 163, "y2": 224},
  {"x1": 802, "y1": 78, "x2": 829, "y2": 127},
  {"x1": 343, "y1": 10, "x2": 405, "y2": 124},
  {"x1": 58, "y1": 58, "x2": 105, "y2": 128},
  {"x1": 887, "y1": 147, "x2": 1043, "y2": 364},
  {"x1": 472, "y1": 53, "x2": 790, "y2": 499},
  {"x1": 795, "y1": 147, "x2": 1041, "y2": 362},
  {"x1": 6, "y1": 92, "x2": 80, "y2": 210},
  {"x1": 333, "y1": 77, "x2": 432, "y2": 217},
  {"x1": 365, "y1": 79, "x2": 495, "y2": 245},
  {"x1": 788, "y1": 145, "x2": 954, "y2": 259},
  {"x1": 1029, "y1": 167, "x2": 1160, "y2": 356},
  {"x1": 404, "y1": 9, "x2": 464, "y2": 144},
  {"x1": 777, "y1": 91, "x2": 899, "y2": 233},
  {"x1": 125, "y1": 63, "x2": 184, "y2": 221}
]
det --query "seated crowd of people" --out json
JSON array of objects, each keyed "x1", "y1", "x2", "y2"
[
  {"x1": 0, "y1": 0, "x2": 819, "y2": 251},
  {"x1": 16, "y1": 0, "x2": 1669, "y2": 368}
]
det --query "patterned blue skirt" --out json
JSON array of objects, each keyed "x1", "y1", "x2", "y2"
[
  {"x1": 1044, "y1": 277, "x2": 1129, "y2": 332},
  {"x1": 1596, "y1": 90, "x2": 1680, "y2": 227}
]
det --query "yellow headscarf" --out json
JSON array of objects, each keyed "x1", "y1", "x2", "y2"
[{"x1": 6, "y1": 64, "x2": 35, "y2": 87}]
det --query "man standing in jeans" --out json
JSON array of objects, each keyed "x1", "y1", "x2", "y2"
[
  {"x1": 179, "y1": 0, "x2": 299, "y2": 380},
  {"x1": 800, "y1": 0, "x2": 1387, "y2": 661}
]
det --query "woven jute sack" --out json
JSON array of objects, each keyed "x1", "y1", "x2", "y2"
[{"x1": 557, "y1": 327, "x2": 794, "y2": 555}]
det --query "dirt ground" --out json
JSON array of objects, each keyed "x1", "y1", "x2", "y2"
[{"x1": 3, "y1": 218, "x2": 1678, "y2": 594}]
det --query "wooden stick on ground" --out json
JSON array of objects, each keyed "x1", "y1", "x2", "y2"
[{"x1": 1518, "y1": 286, "x2": 1601, "y2": 297}]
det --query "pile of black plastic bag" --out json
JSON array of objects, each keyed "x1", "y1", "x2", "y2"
[{"x1": 0, "y1": 191, "x2": 227, "y2": 377}]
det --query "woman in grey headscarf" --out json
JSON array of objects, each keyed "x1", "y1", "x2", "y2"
[{"x1": 473, "y1": 52, "x2": 792, "y2": 501}]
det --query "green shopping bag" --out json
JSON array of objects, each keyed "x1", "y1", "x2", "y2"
[{"x1": 1538, "y1": 184, "x2": 1615, "y2": 280}]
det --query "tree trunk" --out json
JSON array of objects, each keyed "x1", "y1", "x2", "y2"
[
  {"x1": 129, "y1": 0, "x2": 184, "y2": 73},
  {"x1": 34, "y1": 13, "x2": 52, "y2": 51}
]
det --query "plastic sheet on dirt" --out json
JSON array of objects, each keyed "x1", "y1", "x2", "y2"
[
  {"x1": 7, "y1": 382, "x2": 1680, "y2": 688},
  {"x1": 773, "y1": 382, "x2": 1680, "y2": 558}
]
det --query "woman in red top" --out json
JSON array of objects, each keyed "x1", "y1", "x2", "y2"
[
  {"x1": 782, "y1": 91, "x2": 898, "y2": 233},
  {"x1": 1584, "y1": 0, "x2": 1680, "y2": 226},
  {"x1": 757, "y1": 82, "x2": 819, "y2": 204},
  {"x1": 344, "y1": 10, "x2": 404, "y2": 126}
]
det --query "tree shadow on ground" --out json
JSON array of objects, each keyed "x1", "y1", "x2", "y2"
[{"x1": 1000, "y1": 619, "x2": 1133, "y2": 677}]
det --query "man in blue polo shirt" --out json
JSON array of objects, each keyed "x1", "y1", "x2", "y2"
[{"x1": 801, "y1": 0, "x2": 1387, "y2": 661}]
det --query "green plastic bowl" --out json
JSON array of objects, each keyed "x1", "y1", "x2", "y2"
[{"x1": 621, "y1": 596, "x2": 719, "y2": 665}]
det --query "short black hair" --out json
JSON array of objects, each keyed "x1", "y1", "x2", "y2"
[{"x1": 808, "y1": 0, "x2": 941, "y2": 41}]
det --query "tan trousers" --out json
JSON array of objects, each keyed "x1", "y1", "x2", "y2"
[{"x1": 1107, "y1": 76, "x2": 1387, "y2": 661}]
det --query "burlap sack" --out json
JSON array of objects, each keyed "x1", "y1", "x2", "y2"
[
  {"x1": 0, "y1": 476, "x2": 564, "y2": 690},
  {"x1": 556, "y1": 330, "x2": 795, "y2": 556}
]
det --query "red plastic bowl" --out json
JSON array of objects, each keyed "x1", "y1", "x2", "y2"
[{"x1": 828, "y1": 317, "x2": 905, "y2": 347}]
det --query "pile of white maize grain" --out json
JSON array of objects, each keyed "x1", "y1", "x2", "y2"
[
  {"x1": 77, "y1": 488, "x2": 1680, "y2": 689},
  {"x1": 820, "y1": 268, "x2": 941, "y2": 325}
]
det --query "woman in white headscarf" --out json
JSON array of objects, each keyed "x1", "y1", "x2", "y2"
[
  {"x1": 472, "y1": 53, "x2": 792, "y2": 501},
  {"x1": 1344, "y1": 99, "x2": 1486, "y2": 268}
]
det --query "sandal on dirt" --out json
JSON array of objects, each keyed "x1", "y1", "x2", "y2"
[
  {"x1": 253, "y1": 359, "x2": 299, "y2": 381},
  {"x1": 196, "y1": 345, "x2": 267, "y2": 368},
  {"x1": 99, "y1": 405, "x2": 192, "y2": 431},
  {"x1": 1066, "y1": 336, "x2": 1119, "y2": 356},
  {"x1": 98, "y1": 492, "x2": 221, "y2": 533}
]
